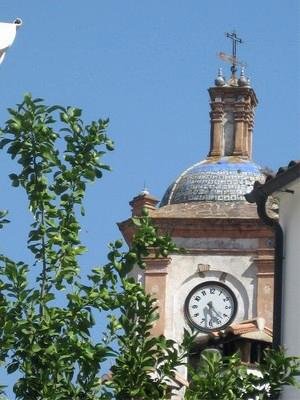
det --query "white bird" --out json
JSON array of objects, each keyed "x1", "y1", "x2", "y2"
[{"x1": 0, "y1": 18, "x2": 22, "y2": 64}]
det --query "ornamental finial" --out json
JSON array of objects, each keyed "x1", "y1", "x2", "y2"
[{"x1": 218, "y1": 30, "x2": 246, "y2": 78}]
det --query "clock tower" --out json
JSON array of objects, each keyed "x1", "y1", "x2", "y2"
[{"x1": 119, "y1": 36, "x2": 275, "y2": 393}]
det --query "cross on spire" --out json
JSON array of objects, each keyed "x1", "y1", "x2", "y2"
[{"x1": 225, "y1": 31, "x2": 243, "y2": 76}]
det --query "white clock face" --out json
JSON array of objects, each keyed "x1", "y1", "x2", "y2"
[{"x1": 185, "y1": 282, "x2": 237, "y2": 332}]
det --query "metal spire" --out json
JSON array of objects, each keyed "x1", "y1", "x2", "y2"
[
  {"x1": 140, "y1": 181, "x2": 149, "y2": 196},
  {"x1": 219, "y1": 30, "x2": 244, "y2": 78},
  {"x1": 226, "y1": 31, "x2": 243, "y2": 71}
]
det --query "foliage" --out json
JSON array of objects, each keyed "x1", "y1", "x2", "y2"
[
  {"x1": 0, "y1": 94, "x2": 299, "y2": 400},
  {"x1": 185, "y1": 350, "x2": 255, "y2": 400},
  {"x1": 103, "y1": 279, "x2": 191, "y2": 399},
  {"x1": 0, "y1": 95, "x2": 186, "y2": 399},
  {"x1": 259, "y1": 348, "x2": 300, "y2": 399},
  {"x1": 185, "y1": 348, "x2": 300, "y2": 400}
]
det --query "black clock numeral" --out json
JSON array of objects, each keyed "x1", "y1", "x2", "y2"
[
  {"x1": 195, "y1": 296, "x2": 201, "y2": 301},
  {"x1": 218, "y1": 290, "x2": 223, "y2": 296},
  {"x1": 217, "y1": 319, "x2": 222, "y2": 325},
  {"x1": 200, "y1": 318, "x2": 205, "y2": 324},
  {"x1": 201, "y1": 290, "x2": 206, "y2": 296},
  {"x1": 225, "y1": 305, "x2": 231, "y2": 310},
  {"x1": 192, "y1": 305, "x2": 198, "y2": 309},
  {"x1": 223, "y1": 296, "x2": 230, "y2": 302},
  {"x1": 208, "y1": 320, "x2": 213, "y2": 327},
  {"x1": 223, "y1": 313, "x2": 228, "y2": 318},
  {"x1": 193, "y1": 313, "x2": 199, "y2": 317},
  {"x1": 210, "y1": 288, "x2": 215, "y2": 294}
]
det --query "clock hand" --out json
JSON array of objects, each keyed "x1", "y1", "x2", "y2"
[
  {"x1": 207, "y1": 301, "x2": 213, "y2": 310},
  {"x1": 205, "y1": 302, "x2": 215, "y2": 327},
  {"x1": 211, "y1": 304, "x2": 222, "y2": 318},
  {"x1": 207, "y1": 300, "x2": 222, "y2": 318},
  {"x1": 203, "y1": 305, "x2": 212, "y2": 327}
]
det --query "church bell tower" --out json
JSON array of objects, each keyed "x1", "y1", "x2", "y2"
[{"x1": 119, "y1": 32, "x2": 275, "y2": 393}]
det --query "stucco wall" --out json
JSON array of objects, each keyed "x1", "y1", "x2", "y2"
[
  {"x1": 164, "y1": 251, "x2": 257, "y2": 342},
  {"x1": 278, "y1": 180, "x2": 300, "y2": 399}
]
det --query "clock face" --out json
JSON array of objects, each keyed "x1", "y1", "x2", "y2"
[{"x1": 185, "y1": 281, "x2": 237, "y2": 332}]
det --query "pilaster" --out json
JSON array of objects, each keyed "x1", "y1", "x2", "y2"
[
  {"x1": 144, "y1": 257, "x2": 171, "y2": 336},
  {"x1": 208, "y1": 101, "x2": 224, "y2": 157},
  {"x1": 254, "y1": 252, "x2": 274, "y2": 329},
  {"x1": 233, "y1": 102, "x2": 246, "y2": 157}
]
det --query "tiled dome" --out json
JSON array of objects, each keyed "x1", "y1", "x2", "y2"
[{"x1": 160, "y1": 157, "x2": 266, "y2": 206}]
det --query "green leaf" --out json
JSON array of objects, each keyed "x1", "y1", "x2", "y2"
[
  {"x1": 31, "y1": 343, "x2": 41, "y2": 353},
  {"x1": 0, "y1": 138, "x2": 12, "y2": 148},
  {"x1": 7, "y1": 361, "x2": 19, "y2": 374}
]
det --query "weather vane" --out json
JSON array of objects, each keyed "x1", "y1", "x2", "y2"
[
  {"x1": 219, "y1": 30, "x2": 246, "y2": 77},
  {"x1": 0, "y1": 18, "x2": 22, "y2": 64}
]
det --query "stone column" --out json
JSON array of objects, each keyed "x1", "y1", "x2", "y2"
[{"x1": 247, "y1": 108, "x2": 254, "y2": 159}]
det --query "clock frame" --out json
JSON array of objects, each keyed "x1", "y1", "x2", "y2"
[{"x1": 184, "y1": 281, "x2": 237, "y2": 333}]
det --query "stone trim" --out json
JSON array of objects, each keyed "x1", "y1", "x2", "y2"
[{"x1": 184, "y1": 248, "x2": 272, "y2": 256}]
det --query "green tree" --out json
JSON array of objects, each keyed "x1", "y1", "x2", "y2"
[
  {"x1": 185, "y1": 348, "x2": 300, "y2": 400},
  {"x1": 0, "y1": 95, "x2": 186, "y2": 399}
]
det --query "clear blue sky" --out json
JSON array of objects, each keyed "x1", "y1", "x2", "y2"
[{"x1": 0, "y1": 0, "x2": 299, "y2": 395}]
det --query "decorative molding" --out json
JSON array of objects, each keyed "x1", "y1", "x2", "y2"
[{"x1": 144, "y1": 257, "x2": 170, "y2": 275}]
